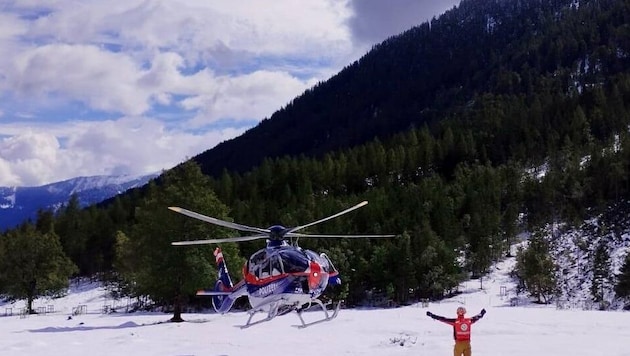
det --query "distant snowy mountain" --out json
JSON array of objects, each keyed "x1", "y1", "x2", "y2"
[{"x1": 0, "y1": 173, "x2": 159, "y2": 231}]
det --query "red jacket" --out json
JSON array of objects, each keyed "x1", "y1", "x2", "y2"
[{"x1": 428, "y1": 310, "x2": 485, "y2": 341}]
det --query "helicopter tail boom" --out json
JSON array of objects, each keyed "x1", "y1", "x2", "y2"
[
  {"x1": 196, "y1": 247, "x2": 247, "y2": 313},
  {"x1": 197, "y1": 281, "x2": 247, "y2": 314}
]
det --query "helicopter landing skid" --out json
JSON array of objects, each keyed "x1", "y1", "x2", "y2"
[
  {"x1": 239, "y1": 300, "x2": 288, "y2": 329},
  {"x1": 294, "y1": 299, "x2": 342, "y2": 329},
  {"x1": 238, "y1": 299, "x2": 342, "y2": 329}
]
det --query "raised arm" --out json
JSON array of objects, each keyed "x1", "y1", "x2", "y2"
[
  {"x1": 426, "y1": 311, "x2": 456, "y2": 325},
  {"x1": 471, "y1": 308, "x2": 486, "y2": 323}
]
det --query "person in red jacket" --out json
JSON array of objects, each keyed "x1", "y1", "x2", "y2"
[{"x1": 427, "y1": 306, "x2": 486, "y2": 356}]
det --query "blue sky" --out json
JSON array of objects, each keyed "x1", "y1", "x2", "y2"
[{"x1": 0, "y1": 0, "x2": 459, "y2": 186}]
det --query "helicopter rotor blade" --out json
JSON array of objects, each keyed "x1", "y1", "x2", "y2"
[
  {"x1": 286, "y1": 201, "x2": 369, "y2": 234},
  {"x1": 172, "y1": 234, "x2": 269, "y2": 245},
  {"x1": 286, "y1": 232, "x2": 397, "y2": 239},
  {"x1": 168, "y1": 207, "x2": 269, "y2": 234}
]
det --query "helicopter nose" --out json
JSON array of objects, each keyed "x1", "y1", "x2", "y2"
[{"x1": 307, "y1": 261, "x2": 327, "y2": 290}]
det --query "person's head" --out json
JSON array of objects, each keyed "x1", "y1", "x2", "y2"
[{"x1": 456, "y1": 306, "x2": 466, "y2": 316}]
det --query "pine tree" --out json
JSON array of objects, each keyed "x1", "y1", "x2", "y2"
[
  {"x1": 116, "y1": 161, "x2": 244, "y2": 322},
  {"x1": 393, "y1": 232, "x2": 415, "y2": 304},
  {"x1": 513, "y1": 233, "x2": 557, "y2": 304},
  {"x1": 0, "y1": 224, "x2": 77, "y2": 313},
  {"x1": 591, "y1": 240, "x2": 611, "y2": 307},
  {"x1": 615, "y1": 252, "x2": 630, "y2": 307},
  {"x1": 55, "y1": 194, "x2": 88, "y2": 274}
]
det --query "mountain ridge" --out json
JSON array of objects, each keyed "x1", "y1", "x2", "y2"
[{"x1": 0, "y1": 173, "x2": 158, "y2": 231}]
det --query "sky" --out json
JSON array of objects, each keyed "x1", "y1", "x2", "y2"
[
  {"x1": 0, "y1": 0, "x2": 461, "y2": 187},
  {"x1": 2, "y1": 250, "x2": 630, "y2": 356}
]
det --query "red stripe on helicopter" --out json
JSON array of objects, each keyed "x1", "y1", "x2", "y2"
[{"x1": 241, "y1": 265, "x2": 291, "y2": 286}]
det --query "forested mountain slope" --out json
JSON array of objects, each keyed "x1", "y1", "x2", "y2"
[
  {"x1": 544, "y1": 200, "x2": 630, "y2": 309},
  {"x1": 194, "y1": 0, "x2": 630, "y2": 178}
]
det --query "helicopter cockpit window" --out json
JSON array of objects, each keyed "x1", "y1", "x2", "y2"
[
  {"x1": 270, "y1": 256, "x2": 283, "y2": 276},
  {"x1": 258, "y1": 259, "x2": 271, "y2": 278},
  {"x1": 280, "y1": 250, "x2": 309, "y2": 273},
  {"x1": 248, "y1": 251, "x2": 285, "y2": 279},
  {"x1": 304, "y1": 250, "x2": 329, "y2": 269},
  {"x1": 248, "y1": 250, "x2": 266, "y2": 276},
  {"x1": 320, "y1": 252, "x2": 337, "y2": 272},
  {"x1": 305, "y1": 250, "x2": 319, "y2": 261}
]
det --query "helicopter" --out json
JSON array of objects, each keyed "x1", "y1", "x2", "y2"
[{"x1": 169, "y1": 200, "x2": 395, "y2": 328}]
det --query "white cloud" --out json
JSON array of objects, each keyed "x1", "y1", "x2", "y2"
[
  {"x1": 12, "y1": 0, "x2": 354, "y2": 69},
  {"x1": 0, "y1": 130, "x2": 59, "y2": 161},
  {"x1": 182, "y1": 70, "x2": 315, "y2": 127},
  {"x1": 0, "y1": 158, "x2": 20, "y2": 186},
  {"x1": 1, "y1": 1, "x2": 356, "y2": 115},
  {"x1": 0, "y1": 0, "x2": 454, "y2": 187},
  {"x1": 0, "y1": 117, "x2": 247, "y2": 186},
  {"x1": 0, "y1": 131, "x2": 61, "y2": 186},
  {"x1": 0, "y1": 12, "x2": 27, "y2": 40},
  {"x1": 9, "y1": 44, "x2": 150, "y2": 115}
]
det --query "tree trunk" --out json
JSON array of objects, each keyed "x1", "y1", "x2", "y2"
[
  {"x1": 28, "y1": 280, "x2": 36, "y2": 314},
  {"x1": 170, "y1": 294, "x2": 184, "y2": 322},
  {"x1": 27, "y1": 295, "x2": 34, "y2": 314}
]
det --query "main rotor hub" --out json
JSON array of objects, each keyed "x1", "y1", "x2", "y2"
[{"x1": 268, "y1": 225, "x2": 288, "y2": 240}]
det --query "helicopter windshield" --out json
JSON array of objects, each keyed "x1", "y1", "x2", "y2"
[
  {"x1": 247, "y1": 247, "x2": 321, "y2": 277},
  {"x1": 278, "y1": 249, "x2": 310, "y2": 273},
  {"x1": 248, "y1": 250, "x2": 285, "y2": 278}
]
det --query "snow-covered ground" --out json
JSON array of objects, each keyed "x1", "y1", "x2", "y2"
[{"x1": 1, "y1": 255, "x2": 628, "y2": 356}]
